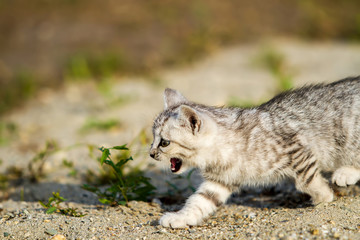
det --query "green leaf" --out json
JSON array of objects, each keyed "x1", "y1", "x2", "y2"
[
  {"x1": 38, "y1": 200, "x2": 48, "y2": 208},
  {"x1": 46, "y1": 206, "x2": 57, "y2": 214},
  {"x1": 48, "y1": 197, "x2": 55, "y2": 203},
  {"x1": 99, "y1": 198, "x2": 112, "y2": 204},
  {"x1": 111, "y1": 145, "x2": 128, "y2": 150},
  {"x1": 103, "y1": 159, "x2": 113, "y2": 166},
  {"x1": 118, "y1": 201, "x2": 127, "y2": 206},
  {"x1": 100, "y1": 148, "x2": 110, "y2": 165},
  {"x1": 116, "y1": 158, "x2": 131, "y2": 168},
  {"x1": 81, "y1": 184, "x2": 99, "y2": 193},
  {"x1": 57, "y1": 195, "x2": 66, "y2": 202}
]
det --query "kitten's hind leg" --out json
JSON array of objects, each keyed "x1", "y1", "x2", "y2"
[
  {"x1": 295, "y1": 173, "x2": 334, "y2": 204},
  {"x1": 292, "y1": 154, "x2": 333, "y2": 204},
  {"x1": 332, "y1": 166, "x2": 360, "y2": 187}
]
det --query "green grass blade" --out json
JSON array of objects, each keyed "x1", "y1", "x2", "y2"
[{"x1": 111, "y1": 145, "x2": 128, "y2": 150}]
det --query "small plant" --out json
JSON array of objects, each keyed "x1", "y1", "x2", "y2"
[
  {"x1": 256, "y1": 47, "x2": 294, "y2": 92},
  {"x1": 0, "y1": 121, "x2": 17, "y2": 145},
  {"x1": 65, "y1": 52, "x2": 129, "y2": 81},
  {"x1": 28, "y1": 140, "x2": 58, "y2": 182},
  {"x1": 39, "y1": 191, "x2": 85, "y2": 217},
  {"x1": 80, "y1": 118, "x2": 121, "y2": 134},
  {"x1": 0, "y1": 165, "x2": 24, "y2": 201},
  {"x1": 82, "y1": 145, "x2": 155, "y2": 206},
  {"x1": 0, "y1": 172, "x2": 8, "y2": 191},
  {"x1": 0, "y1": 71, "x2": 38, "y2": 115},
  {"x1": 62, "y1": 159, "x2": 78, "y2": 177}
]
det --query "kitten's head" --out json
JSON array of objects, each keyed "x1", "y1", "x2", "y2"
[{"x1": 150, "y1": 88, "x2": 207, "y2": 174}]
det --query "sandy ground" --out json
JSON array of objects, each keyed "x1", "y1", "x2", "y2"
[{"x1": 1, "y1": 39, "x2": 360, "y2": 239}]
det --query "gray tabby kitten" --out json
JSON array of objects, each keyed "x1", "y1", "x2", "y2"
[{"x1": 150, "y1": 76, "x2": 360, "y2": 228}]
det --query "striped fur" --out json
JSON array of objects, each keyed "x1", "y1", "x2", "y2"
[{"x1": 150, "y1": 76, "x2": 360, "y2": 228}]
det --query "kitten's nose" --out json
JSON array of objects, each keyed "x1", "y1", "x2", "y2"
[{"x1": 150, "y1": 149, "x2": 160, "y2": 160}]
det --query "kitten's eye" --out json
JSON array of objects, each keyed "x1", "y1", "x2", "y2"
[{"x1": 160, "y1": 139, "x2": 170, "y2": 148}]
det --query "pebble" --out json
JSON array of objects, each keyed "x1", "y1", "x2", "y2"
[
  {"x1": 4, "y1": 232, "x2": 10, "y2": 237},
  {"x1": 50, "y1": 235, "x2": 66, "y2": 240},
  {"x1": 333, "y1": 232, "x2": 340, "y2": 238},
  {"x1": 151, "y1": 198, "x2": 162, "y2": 206},
  {"x1": 310, "y1": 228, "x2": 319, "y2": 235},
  {"x1": 45, "y1": 228, "x2": 58, "y2": 236},
  {"x1": 23, "y1": 209, "x2": 30, "y2": 216}
]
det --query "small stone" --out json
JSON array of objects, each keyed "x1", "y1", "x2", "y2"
[
  {"x1": 44, "y1": 219, "x2": 51, "y2": 223},
  {"x1": 151, "y1": 198, "x2": 162, "y2": 206},
  {"x1": 333, "y1": 232, "x2": 340, "y2": 239},
  {"x1": 45, "y1": 228, "x2": 58, "y2": 236},
  {"x1": 23, "y1": 209, "x2": 30, "y2": 216},
  {"x1": 4, "y1": 232, "x2": 10, "y2": 237},
  {"x1": 50, "y1": 234, "x2": 66, "y2": 240},
  {"x1": 310, "y1": 228, "x2": 319, "y2": 235}
]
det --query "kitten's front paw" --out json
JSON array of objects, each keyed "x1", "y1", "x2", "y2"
[
  {"x1": 332, "y1": 167, "x2": 360, "y2": 187},
  {"x1": 160, "y1": 212, "x2": 201, "y2": 228}
]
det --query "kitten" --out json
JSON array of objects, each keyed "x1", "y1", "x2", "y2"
[{"x1": 150, "y1": 76, "x2": 360, "y2": 228}]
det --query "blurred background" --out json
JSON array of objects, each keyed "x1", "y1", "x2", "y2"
[
  {"x1": 1, "y1": 0, "x2": 360, "y2": 204},
  {"x1": 1, "y1": 0, "x2": 360, "y2": 115}
]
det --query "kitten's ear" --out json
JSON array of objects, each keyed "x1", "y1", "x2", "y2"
[
  {"x1": 164, "y1": 88, "x2": 187, "y2": 109},
  {"x1": 179, "y1": 105, "x2": 201, "y2": 135}
]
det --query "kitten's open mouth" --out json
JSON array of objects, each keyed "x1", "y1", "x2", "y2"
[{"x1": 170, "y1": 158, "x2": 182, "y2": 173}]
